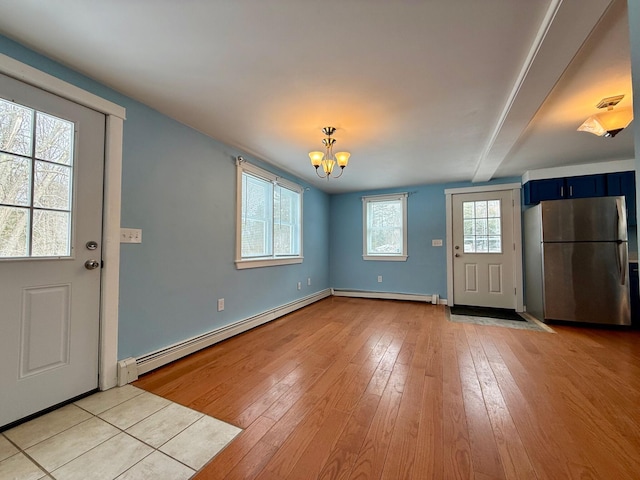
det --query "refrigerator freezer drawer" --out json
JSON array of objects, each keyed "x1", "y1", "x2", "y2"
[{"x1": 542, "y1": 242, "x2": 630, "y2": 325}]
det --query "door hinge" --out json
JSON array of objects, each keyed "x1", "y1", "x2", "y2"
[
  {"x1": 101, "y1": 260, "x2": 105, "y2": 268},
  {"x1": 514, "y1": 287, "x2": 517, "y2": 295}
]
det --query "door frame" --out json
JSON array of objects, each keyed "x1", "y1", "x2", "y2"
[
  {"x1": 445, "y1": 183, "x2": 524, "y2": 311},
  {"x1": 0, "y1": 53, "x2": 125, "y2": 391}
]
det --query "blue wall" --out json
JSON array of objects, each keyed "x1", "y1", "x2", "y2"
[
  {"x1": 330, "y1": 179, "x2": 520, "y2": 298},
  {"x1": 0, "y1": 35, "x2": 331, "y2": 360}
]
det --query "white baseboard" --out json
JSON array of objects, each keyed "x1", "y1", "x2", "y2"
[
  {"x1": 331, "y1": 289, "x2": 448, "y2": 305},
  {"x1": 123, "y1": 288, "x2": 331, "y2": 381}
]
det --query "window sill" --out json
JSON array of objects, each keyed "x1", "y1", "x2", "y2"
[
  {"x1": 236, "y1": 256, "x2": 303, "y2": 269},
  {"x1": 363, "y1": 255, "x2": 408, "y2": 262}
]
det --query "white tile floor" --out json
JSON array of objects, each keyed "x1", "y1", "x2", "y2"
[{"x1": 0, "y1": 385, "x2": 242, "y2": 480}]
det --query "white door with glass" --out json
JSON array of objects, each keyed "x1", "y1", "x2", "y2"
[
  {"x1": 0, "y1": 73, "x2": 105, "y2": 427},
  {"x1": 452, "y1": 190, "x2": 515, "y2": 308}
]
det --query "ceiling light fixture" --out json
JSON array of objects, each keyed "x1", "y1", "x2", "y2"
[
  {"x1": 309, "y1": 127, "x2": 350, "y2": 179},
  {"x1": 577, "y1": 95, "x2": 633, "y2": 138}
]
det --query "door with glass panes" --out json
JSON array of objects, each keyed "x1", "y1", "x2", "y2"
[
  {"x1": 452, "y1": 190, "x2": 515, "y2": 308},
  {"x1": 0, "y1": 73, "x2": 105, "y2": 427}
]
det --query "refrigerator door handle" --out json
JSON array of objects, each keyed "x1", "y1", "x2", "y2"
[
  {"x1": 616, "y1": 197, "x2": 627, "y2": 239},
  {"x1": 618, "y1": 241, "x2": 628, "y2": 286}
]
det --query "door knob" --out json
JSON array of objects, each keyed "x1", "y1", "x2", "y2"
[
  {"x1": 84, "y1": 259, "x2": 100, "y2": 270},
  {"x1": 455, "y1": 253, "x2": 460, "y2": 257}
]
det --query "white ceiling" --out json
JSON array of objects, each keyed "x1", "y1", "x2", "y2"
[{"x1": 0, "y1": 0, "x2": 634, "y2": 193}]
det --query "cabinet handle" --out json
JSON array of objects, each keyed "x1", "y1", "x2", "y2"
[
  {"x1": 561, "y1": 186, "x2": 564, "y2": 197},
  {"x1": 570, "y1": 185, "x2": 573, "y2": 197}
]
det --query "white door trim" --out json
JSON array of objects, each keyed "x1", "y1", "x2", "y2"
[
  {"x1": 0, "y1": 53, "x2": 125, "y2": 390},
  {"x1": 445, "y1": 183, "x2": 524, "y2": 311}
]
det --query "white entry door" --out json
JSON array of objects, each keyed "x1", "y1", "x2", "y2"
[
  {"x1": 0, "y1": 73, "x2": 105, "y2": 427},
  {"x1": 452, "y1": 190, "x2": 515, "y2": 308}
]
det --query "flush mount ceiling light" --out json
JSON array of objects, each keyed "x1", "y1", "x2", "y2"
[
  {"x1": 577, "y1": 95, "x2": 633, "y2": 138},
  {"x1": 308, "y1": 126, "x2": 350, "y2": 179}
]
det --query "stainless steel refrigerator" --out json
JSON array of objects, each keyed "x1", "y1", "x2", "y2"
[{"x1": 524, "y1": 196, "x2": 630, "y2": 325}]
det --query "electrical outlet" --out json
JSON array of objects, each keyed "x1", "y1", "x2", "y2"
[
  {"x1": 297, "y1": 282, "x2": 302, "y2": 290},
  {"x1": 432, "y1": 239, "x2": 443, "y2": 247},
  {"x1": 120, "y1": 228, "x2": 142, "y2": 244},
  {"x1": 307, "y1": 277, "x2": 311, "y2": 286},
  {"x1": 378, "y1": 275, "x2": 383, "y2": 283},
  {"x1": 217, "y1": 298, "x2": 224, "y2": 311}
]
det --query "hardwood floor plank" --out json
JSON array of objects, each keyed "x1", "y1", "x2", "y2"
[
  {"x1": 455, "y1": 327, "x2": 506, "y2": 479},
  {"x1": 464, "y1": 325, "x2": 537, "y2": 480}
]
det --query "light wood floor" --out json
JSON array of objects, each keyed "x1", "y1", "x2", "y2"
[{"x1": 135, "y1": 297, "x2": 640, "y2": 479}]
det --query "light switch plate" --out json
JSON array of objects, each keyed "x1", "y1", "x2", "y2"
[{"x1": 120, "y1": 228, "x2": 142, "y2": 244}]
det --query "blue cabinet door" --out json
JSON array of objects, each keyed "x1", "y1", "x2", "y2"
[
  {"x1": 606, "y1": 171, "x2": 636, "y2": 225},
  {"x1": 565, "y1": 175, "x2": 606, "y2": 198},
  {"x1": 523, "y1": 178, "x2": 565, "y2": 205}
]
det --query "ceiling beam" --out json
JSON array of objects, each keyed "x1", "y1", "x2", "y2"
[{"x1": 472, "y1": 0, "x2": 615, "y2": 183}]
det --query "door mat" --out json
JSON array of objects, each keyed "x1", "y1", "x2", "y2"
[
  {"x1": 447, "y1": 308, "x2": 554, "y2": 333},
  {"x1": 450, "y1": 305, "x2": 525, "y2": 321}
]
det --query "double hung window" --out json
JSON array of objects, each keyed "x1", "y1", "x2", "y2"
[
  {"x1": 236, "y1": 161, "x2": 303, "y2": 268},
  {"x1": 362, "y1": 193, "x2": 408, "y2": 261}
]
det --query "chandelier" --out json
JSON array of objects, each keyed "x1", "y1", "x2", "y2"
[{"x1": 308, "y1": 127, "x2": 350, "y2": 179}]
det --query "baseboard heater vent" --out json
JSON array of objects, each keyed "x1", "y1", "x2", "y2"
[
  {"x1": 331, "y1": 289, "x2": 446, "y2": 305},
  {"x1": 120, "y1": 288, "x2": 331, "y2": 383}
]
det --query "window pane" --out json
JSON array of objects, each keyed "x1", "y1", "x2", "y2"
[
  {"x1": 274, "y1": 224, "x2": 292, "y2": 255},
  {"x1": 488, "y1": 236, "x2": 502, "y2": 253},
  {"x1": 0, "y1": 206, "x2": 29, "y2": 257},
  {"x1": 0, "y1": 153, "x2": 31, "y2": 206},
  {"x1": 475, "y1": 236, "x2": 488, "y2": 253},
  {"x1": 475, "y1": 201, "x2": 487, "y2": 218},
  {"x1": 274, "y1": 186, "x2": 299, "y2": 256},
  {"x1": 35, "y1": 112, "x2": 74, "y2": 165},
  {"x1": 0, "y1": 99, "x2": 33, "y2": 156},
  {"x1": 32, "y1": 209, "x2": 70, "y2": 257},
  {"x1": 475, "y1": 218, "x2": 487, "y2": 236},
  {"x1": 463, "y1": 201, "x2": 474, "y2": 219},
  {"x1": 487, "y1": 218, "x2": 501, "y2": 235},
  {"x1": 487, "y1": 200, "x2": 501, "y2": 218},
  {"x1": 241, "y1": 219, "x2": 267, "y2": 257},
  {"x1": 463, "y1": 219, "x2": 474, "y2": 235},
  {"x1": 463, "y1": 236, "x2": 475, "y2": 253},
  {"x1": 241, "y1": 173, "x2": 273, "y2": 258},
  {"x1": 34, "y1": 161, "x2": 72, "y2": 210}
]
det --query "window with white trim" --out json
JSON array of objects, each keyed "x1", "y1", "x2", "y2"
[
  {"x1": 363, "y1": 193, "x2": 408, "y2": 261},
  {"x1": 236, "y1": 160, "x2": 303, "y2": 269}
]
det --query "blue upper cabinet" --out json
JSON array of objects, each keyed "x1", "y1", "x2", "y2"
[
  {"x1": 523, "y1": 171, "x2": 636, "y2": 226},
  {"x1": 606, "y1": 171, "x2": 636, "y2": 226},
  {"x1": 523, "y1": 175, "x2": 606, "y2": 205}
]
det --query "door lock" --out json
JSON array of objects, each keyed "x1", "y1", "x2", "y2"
[
  {"x1": 86, "y1": 241, "x2": 98, "y2": 250},
  {"x1": 84, "y1": 259, "x2": 100, "y2": 270}
]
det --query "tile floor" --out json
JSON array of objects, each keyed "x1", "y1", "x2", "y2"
[{"x1": 0, "y1": 385, "x2": 242, "y2": 480}]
